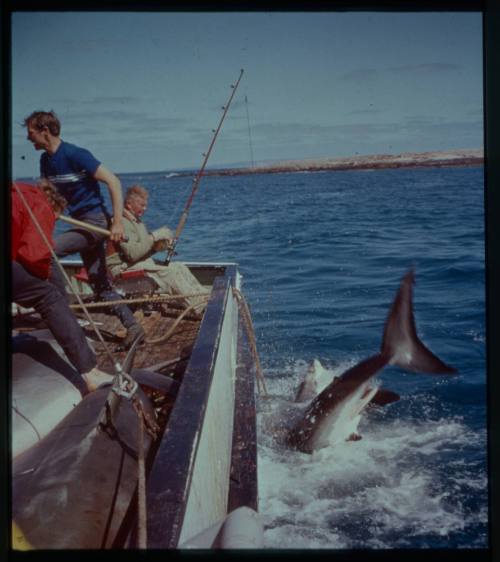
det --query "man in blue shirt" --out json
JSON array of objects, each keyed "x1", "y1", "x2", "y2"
[{"x1": 24, "y1": 110, "x2": 144, "y2": 347}]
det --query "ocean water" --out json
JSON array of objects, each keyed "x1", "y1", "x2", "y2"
[{"x1": 118, "y1": 165, "x2": 487, "y2": 550}]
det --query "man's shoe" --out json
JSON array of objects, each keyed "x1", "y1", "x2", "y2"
[
  {"x1": 82, "y1": 367, "x2": 115, "y2": 392},
  {"x1": 121, "y1": 323, "x2": 145, "y2": 348}
]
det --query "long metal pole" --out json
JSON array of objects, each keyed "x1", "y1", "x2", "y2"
[{"x1": 164, "y1": 69, "x2": 244, "y2": 265}]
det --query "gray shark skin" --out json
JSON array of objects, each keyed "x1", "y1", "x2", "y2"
[{"x1": 287, "y1": 269, "x2": 457, "y2": 454}]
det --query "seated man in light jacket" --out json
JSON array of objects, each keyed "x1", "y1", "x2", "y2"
[{"x1": 106, "y1": 185, "x2": 209, "y2": 311}]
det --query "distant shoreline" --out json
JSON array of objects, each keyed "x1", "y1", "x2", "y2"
[
  {"x1": 17, "y1": 149, "x2": 484, "y2": 182},
  {"x1": 176, "y1": 148, "x2": 483, "y2": 178}
]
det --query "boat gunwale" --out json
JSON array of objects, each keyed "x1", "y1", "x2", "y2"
[
  {"x1": 145, "y1": 264, "x2": 246, "y2": 548},
  {"x1": 228, "y1": 310, "x2": 259, "y2": 514}
]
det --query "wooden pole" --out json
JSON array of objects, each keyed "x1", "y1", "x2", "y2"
[
  {"x1": 58, "y1": 214, "x2": 112, "y2": 237},
  {"x1": 58, "y1": 215, "x2": 128, "y2": 242}
]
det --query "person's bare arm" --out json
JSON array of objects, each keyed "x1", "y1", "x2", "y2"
[{"x1": 93, "y1": 164, "x2": 124, "y2": 241}]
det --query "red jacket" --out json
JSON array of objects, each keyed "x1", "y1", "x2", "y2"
[{"x1": 11, "y1": 182, "x2": 56, "y2": 279}]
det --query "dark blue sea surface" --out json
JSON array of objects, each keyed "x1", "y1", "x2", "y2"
[{"x1": 119, "y1": 166, "x2": 486, "y2": 549}]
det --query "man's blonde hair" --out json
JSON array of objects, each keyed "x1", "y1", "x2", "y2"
[{"x1": 125, "y1": 185, "x2": 149, "y2": 203}]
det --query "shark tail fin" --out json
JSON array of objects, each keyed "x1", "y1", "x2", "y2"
[{"x1": 380, "y1": 268, "x2": 457, "y2": 375}]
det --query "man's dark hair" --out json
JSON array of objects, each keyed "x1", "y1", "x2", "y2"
[{"x1": 23, "y1": 110, "x2": 61, "y2": 136}]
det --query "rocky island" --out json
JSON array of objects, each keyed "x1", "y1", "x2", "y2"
[{"x1": 196, "y1": 148, "x2": 483, "y2": 177}]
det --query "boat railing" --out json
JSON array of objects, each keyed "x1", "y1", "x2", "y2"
[{"x1": 143, "y1": 264, "x2": 257, "y2": 548}]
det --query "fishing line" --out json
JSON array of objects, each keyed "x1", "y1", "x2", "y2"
[
  {"x1": 244, "y1": 94, "x2": 255, "y2": 169},
  {"x1": 168, "y1": 179, "x2": 191, "y2": 231},
  {"x1": 12, "y1": 404, "x2": 42, "y2": 442}
]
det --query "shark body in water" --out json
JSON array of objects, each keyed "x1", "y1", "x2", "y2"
[{"x1": 287, "y1": 269, "x2": 457, "y2": 454}]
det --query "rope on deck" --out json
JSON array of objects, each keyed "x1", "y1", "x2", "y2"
[
  {"x1": 69, "y1": 287, "x2": 269, "y2": 397},
  {"x1": 144, "y1": 297, "x2": 210, "y2": 345},
  {"x1": 69, "y1": 292, "x2": 209, "y2": 309},
  {"x1": 70, "y1": 293, "x2": 209, "y2": 345}
]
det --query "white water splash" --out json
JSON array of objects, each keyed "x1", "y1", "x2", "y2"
[{"x1": 257, "y1": 359, "x2": 488, "y2": 549}]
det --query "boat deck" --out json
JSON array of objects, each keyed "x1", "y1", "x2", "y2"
[
  {"x1": 85, "y1": 308, "x2": 201, "y2": 374},
  {"x1": 11, "y1": 262, "x2": 260, "y2": 549}
]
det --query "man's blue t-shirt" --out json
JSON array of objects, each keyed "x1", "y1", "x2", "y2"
[{"x1": 40, "y1": 141, "x2": 107, "y2": 218}]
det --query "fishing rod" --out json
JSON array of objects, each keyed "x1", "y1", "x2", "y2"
[{"x1": 164, "y1": 68, "x2": 245, "y2": 265}]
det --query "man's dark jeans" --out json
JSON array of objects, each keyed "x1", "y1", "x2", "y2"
[
  {"x1": 12, "y1": 261, "x2": 96, "y2": 374},
  {"x1": 51, "y1": 210, "x2": 137, "y2": 330}
]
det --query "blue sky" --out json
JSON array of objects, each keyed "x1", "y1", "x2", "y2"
[{"x1": 11, "y1": 11, "x2": 483, "y2": 177}]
